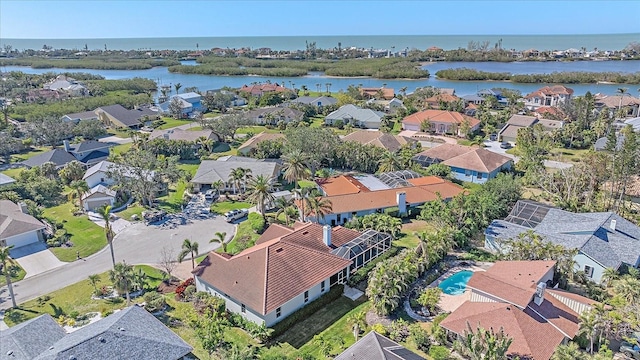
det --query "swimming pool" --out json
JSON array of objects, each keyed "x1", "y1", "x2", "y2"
[{"x1": 438, "y1": 270, "x2": 473, "y2": 295}]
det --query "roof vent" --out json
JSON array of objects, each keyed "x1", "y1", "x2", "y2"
[
  {"x1": 7, "y1": 351, "x2": 13, "y2": 356},
  {"x1": 49, "y1": 346, "x2": 54, "y2": 350},
  {"x1": 276, "y1": 248, "x2": 284, "y2": 253},
  {"x1": 69, "y1": 356, "x2": 77, "y2": 360},
  {"x1": 506, "y1": 306, "x2": 511, "y2": 311},
  {"x1": 302, "y1": 231, "x2": 309, "y2": 235},
  {"x1": 119, "y1": 327, "x2": 125, "y2": 331},
  {"x1": 610, "y1": 219, "x2": 617, "y2": 232},
  {"x1": 98, "y1": 336, "x2": 105, "y2": 343}
]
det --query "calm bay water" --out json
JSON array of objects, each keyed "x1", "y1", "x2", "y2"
[
  {"x1": 2, "y1": 60, "x2": 639, "y2": 97},
  {"x1": 2, "y1": 34, "x2": 639, "y2": 51}
]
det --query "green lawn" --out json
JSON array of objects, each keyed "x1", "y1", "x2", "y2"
[
  {"x1": 1, "y1": 167, "x2": 24, "y2": 179},
  {"x1": 156, "y1": 117, "x2": 195, "y2": 130},
  {"x1": 156, "y1": 180, "x2": 187, "y2": 214},
  {"x1": 9, "y1": 146, "x2": 50, "y2": 163},
  {"x1": 177, "y1": 160, "x2": 201, "y2": 177},
  {"x1": 0, "y1": 262, "x2": 26, "y2": 286},
  {"x1": 225, "y1": 220, "x2": 260, "y2": 255},
  {"x1": 3, "y1": 265, "x2": 164, "y2": 327},
  {"x1": 111, "y1": 142, "x2": 133, "y2": 155},
  {"x1": 116, "y1": 204, "x2": 145, "y2": 221},
  {"x1": 211, "y1": 142, "x2": 237, "y2": 157},
  {"x1": 395, "y1": 220, "x2": 435, "y2": 250},
  {"x1": 236, "y1": 125, "x2": 281, "y2": 134},
  {"x1": 210, "y1": 201, "x2": 251, "y2": 215},
  {"x1": 43, "y1": 202, "x2": 106, "y2": 262},
  {"x1": 187, "y1": 126, "x2": 203, "y2": 131},
  {"x1": 549, "y1": 147, "x2": 589, "y2": 162}
]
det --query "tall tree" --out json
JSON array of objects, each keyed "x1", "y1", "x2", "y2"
[
  {"x1": 304, "y1": 196, "x2": 333, "y2": 223},
  {"x1": 98, "y1": 205, "x2": 116, "y2": 267},
  {"x1": 0, "y1": 246, "x2": 17, "y2": 308},
  {"x1": 245, "y1": 175, "x2": 276, "y2": 218},
  {"x1": 178, "y1": 239, "x2": 200, "y2": 270},
  {"x1": 282, "y1": 149, "x2": 310, "y2": 189},
  {"x1": 377, "y1": 151, "x2": 401, "y2": 173},
  {"x1": 453, "y1": 322, "x2": 513, "y2": 360},
  {"x1": 68, "y1": 180, "x2": 89, "y2": 210},
  {"x1": 109, "y1": 261, "x2": 135, "y2": 306},
  {"x1": 88, "y1": 274, "x2": 101, "y2": 293},
  {"x1": 174, "y1": 82, "x2": 182, "y2": 94},
  {"x1": 210, "y1": 232, "x2": 228, "y2": 253}
]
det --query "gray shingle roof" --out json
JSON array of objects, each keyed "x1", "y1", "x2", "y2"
[
  {"x1": 97, "y1": 105, "x2": 158, "y2": 127},
  {"x1": 326, "y1": 104, "x2": 385, "y2": 125},
  {"x1": 21, "y1": 149, "x2": 76, "y2": 168},
  {"x1": 68, "y1": 140, "x2": 113, "y2": 153},
  {"x1": 0, "y1": 200, "x2": 46, "y2": 239},
  {"x1": 0, "y1": 314, "x2": 66, "y2": 360},
  {"x1": 486, "y1": 200, "x2": 640, "y2": 269},
  {"x1": 191, "y1": 159, "x2": 279, "y2": 185},
  {"x1": 0, "y1": 173, "x2": 16, "y2": 186},
  {"x1": 34, "y1": 306, "x2": 192, "y2": 360},
  {"x1": 335, "y1": 331, "x2": 425, "y2": 360},
  {"x1": 290, "y1": 96, "x2": 338, "y2": 106}
]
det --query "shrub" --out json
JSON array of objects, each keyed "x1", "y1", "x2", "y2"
[
  {"x1": 68, "y1": 311, "x2": 80, "y2": 320},
  {"x1": 409, "y1": 324, "x2": 431, "y2": 352},
  {"x1": 429, "y1": 345, "x2": 451, "y2": 360},
  {"x1": 417, "y1": 287, "x2": 442, "y2": 314},
  {"x1": 371, "y1": 323, "x2": 387, "y2": 335},
  {"x1": 248, "y1": 212, "x2": 265, "y2": 234},
  {"x1": 387, "y1": 319, "x2": 410, "y2": 343},
  {"x1": 175, "y1": 278, "x2": 194, "y2": 300},
  {"x1": 347, "y1": 246, "x2": 399, "y2": 286},
  {"x1": 143, "y1": 291, "x2": 167, "y2": 312},
  {"x1": 183, "y1": 285, "x2": 196, "y2": 300}
]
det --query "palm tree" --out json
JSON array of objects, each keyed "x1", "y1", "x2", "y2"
[
  {"x1": 579, "y1": 309, "x2": 598, "y2": 354},
  {"x1": 377, "y1": 151, "x2": 401, "y2": 173},
  {"x1": 612, "y1": 276, "x2": 640, "y2": 302},
  {"x1": 229, "y1": 168, "x2": 245, "y2": 195},
  {"x1": 601, "y1": 267, "x2": 619, "y2": 287},
  {"x1": 346, "y1": 311, "x2": 366, "y2": 341},
  {"x1": 68, "y1": 180, "x2": 89, "y2": 210},
  {"x1": 241, "y1": 167, "x2": 253, "y2": 192},
  {"x1": 178, "y1": 239, "x2": 200, "y2": 270},
  {"x1": 304, "y1": 196, "x2": 333, "y2": 223},
  {"x1": 246, "y1": 175, "x2": 276, "y2": 217},
  {"x1": 109, "y1": 261, "x2": 135, "y2": 306},
  {"x1": 210, "y1": 232, "x2": 228, "y2": 253},
  {"x1": 283, "y1": 206, "x2": 298, "y2": 226},
  {"x1": 88, "y1": 274, "x2": 101, "y2": 293},
  {"x1": 616, "y1": 87, "x2": 628, "y2": 116},
  {"x1": 0, "y1": 245, "x2": 17, "y2": 308},
  {"x1": 98, "y1": 205, "x2": 116, "y2": 268},
  {"x1": 211, "y1": 180, "x2": 224, "y2": 194},
  {"x1": 282, "y1": 150, "x2": 310, "y2": 189},
  {"x1": 551, "y1": 342, "x2": 587, "y2": 360},
  {"x1": 453, "y1": 322, "x2": 513, "y2": 360},
  {"x1": 174, "y1": 82, "x2": 182, "y2": 94}
]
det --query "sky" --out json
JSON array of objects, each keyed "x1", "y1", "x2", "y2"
[{"x1": 1, "y1": 0, "x2": 639, "y2": 39}]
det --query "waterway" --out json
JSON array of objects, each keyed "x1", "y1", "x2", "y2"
[{"x1": 2, "y1": 60, "x2": 639, "y2": 97}]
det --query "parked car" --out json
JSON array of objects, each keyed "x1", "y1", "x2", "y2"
[
  {"x1": 500, "y1": 142, "x2": 512, "y2": 149},
  {"x1": 489, "y1": 133, "x2": 498, "y2": 141},
  {"x1": 205, "y1": 189, "x2": 219, "y2": 201},
  {"x1": 225, "y1": 209, "x2": 249, "y2": 223},
  {"x1": 621, "y1": 341, "x2": 640, "y2": 359}
]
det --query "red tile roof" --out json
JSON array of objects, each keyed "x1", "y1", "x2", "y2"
[
  {"x1": 416, "y1": 144, "x2": 512, "y2": 173},
  {"x1": 402, "y1": 110, "x2": 481, "y2": 128},
  {"x1": 316, "y1": 175, "x2": 371, "y2": 196},
  {"x1": 239, "y1": 83, "x2": 289, "y2": 96},
  {"x1": 424, "y1": 93, "x2": 461, "y2": 106},
  {"x1": 360, "y1": 87, "x2": 395, "y2": 100},
  {"x1": 525, "y1": 85, "x2": 574, "y2": 99}
]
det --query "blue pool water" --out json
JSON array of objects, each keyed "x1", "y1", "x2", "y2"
[{"x1": 438, "y1": 270, "x2": 473, "y2": 295}]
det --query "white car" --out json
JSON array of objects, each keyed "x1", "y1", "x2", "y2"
[{"x1": 224, "y1": 209, "x2": 249, "y2": 223}]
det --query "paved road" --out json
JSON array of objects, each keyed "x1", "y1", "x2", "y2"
[
  {"x1": 483, "y1": 141, "x2": 573, "y2": 169},
  {"x1": 0, "y1": 216, "x2": 235, "y2": 309}
]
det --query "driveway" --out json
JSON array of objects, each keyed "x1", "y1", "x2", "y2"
[
  {"x1": 398, "y1": 130, "x2": 458, "y2": 144},
  {"x1": 9, "y1": 243, "x2": 65, "y2": 278},
  {"x1": 483, "y1": 141, "x2": 573, "y2": 169},
  {"x1": 0, "y1": 215, "x2": 235, "y2": 309}
]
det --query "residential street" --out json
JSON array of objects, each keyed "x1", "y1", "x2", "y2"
[{"x1": 0, "y1": 216, "x2": 235, "y2": 310}]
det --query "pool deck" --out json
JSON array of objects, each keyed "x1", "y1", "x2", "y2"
[{"x1": 430, "y1": 261, "x2": 491, "y2": 313}]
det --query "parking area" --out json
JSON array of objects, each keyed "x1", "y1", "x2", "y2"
[{"x1": 10, "y1": 242, "x2": 65, "y2": 278}]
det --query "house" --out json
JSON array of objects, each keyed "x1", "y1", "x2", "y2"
[
  {"x1": 61, "y1": 110, "x2": 99, "y2": 123},
  {"x1": 413, "y1": 144, "x2": 513, "y2": 183},
  {"x1": 194, "y1": 222, "x2": 391, "y2": 326},
  {"x1": 289, "y1": 96, "x2": 337, "y2": 107},
  {"x1": 335, "y1": 331, "x2": 425, "y2": 360},
  {"x1": 0, "y1": 200, "x2": 46, "y2": 248},
  {"x1": 485, "y1": 200, "x2": 640, "y2": 283},
  {"x1": 498, "y1": 114, "x2": 564, "y2": 143},
  {"x1": 524, "y1": 85, "x2": 574, "y2": 110},
  {"x1": 0, "y1": 173, "x2": 16, "y2": 187},
  {"x1": 205, "y1": 89, "x2": 247, "y2": 107},
  {"x1": 43, "y1": 75, "x2": 87, "y2": 97},
  {"x1": 401, "y1": 110, "x2": 481, "y2": 137},
  {"x1": 461, "y1": 94, "x2": 485, "y2": 105},
  {"x1": 325, "y1": 104, "x2": 385, "y2": 129},
  {"x1": 423, "y1": 93, "x2": 461, "y2": 109},
  {"x1": 190, "y1": 158, "x2": 281, "y2": 192},
  {"x1": 149, "y1": 128, "x2": 218, "y2": 143},
  {"x1": 360, "y1": 87, "x2": 395, "y2": 100},
  {"x1": 83, "y1": 160, "x2": 158, "y2": 189},
  {"x1": 22, "y1": 140, "x2": 113, "y2": 169},
  {"x1": 341, "y1": 130, "x2": 415, "y2": 152},
  {"x1": 440, "y1": 260, "x2": 597, "y2": 360},
  {"x1": 159, "y1": 97, "x2": 192, "y2": 118},
  {"x1": 0, "y1": 305, "x2": 192, "y2": 360},
  {"x1": 239, "y1": 83, "x2": 289, "y2": 97},
  {"x1": 593, "y1": 134, "x2": 624, "y2": 151},
  {"x1": 624, "y1": 116, "x2": 640, "y2": 132},
  {"x1": 81, "y1": 185, "x2": 116, "y2": 211},
  {"x1": 306, "y1": 172, "x2": 465, "y2": 225},
  {"x1": 159, "y1": 92, "x2": 203, "y2": 117},
  {"x1": 366, "y1": 98, "x2": 405, "y2": 114},
  {"x1": 237, "y1": 132, "x2": 285, "y2": 155},
  {"x1": 25, "y1": 89, "x2": 66, "y2": 103},
  {"x1": 95, "y1": 104, "x2": 159, "y2": 129},
  {"x1": 245, "y1": 107, "x2": 304, "y2": 125},
  {"x1": 594, "y1": 94, "x2": 640, "y2": 118}
]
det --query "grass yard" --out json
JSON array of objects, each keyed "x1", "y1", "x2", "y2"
[
  {"x1": 156, "y1": 180, "x2": 187, "y2": 214},
  {"x1": 0, "y1": 262, "x2": 26, "y2": 286},
  {"x1": 236, "y1": 125, "x2": 281, "y2": 135},
  {"x1": 111, "y1": 142, "x2": 133, "y2": 155},
  {"x1": 210, "y1": 200, "x2": 251, "y2": 215},
  {"x1": 210, "y1": 142, "x2": 237, "y2": 157},
  {"x1": 156, "y1": 117, "x2": 195, "y2": 130},
  {"x1": 1, "y1": 167, "x2": 24, "y2": 179},
  {"x1": 396, "y1": 220, "x2": 434, "y2": 250},
  {"x1": 116, "y1": 204, "x2": 145, "y2": 221},
  {"x1": 8, "y1": 146, "x2": 50, "y2": 163},
  {"x1": 3, "y1": 265, "x2": 164, "y2": 327},
  {"x1": 43, "y1": 202, "x2": 106, "y2": 262},
  {"x1": 177, "y1": 160, "x2": 201, "y2": 177},
  {"x1": 224, "y1": 220, "x2": 260, "y2": 255},
  {"x1": 549, "y1": 147, "x2": 590, "y2": 162},
  {"x1": 187, "y1": 126, "x2": 203, "y2": 131}
]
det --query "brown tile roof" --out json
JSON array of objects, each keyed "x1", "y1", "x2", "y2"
[
  {"x1": 527, "y1": 293, "x2": 580, "y2": 338},
  {"x1": 424, "y1": 93, "x2": 461, "y2": 106},
  {"x1": 239, "y1": 83, "x2": 289, "y2": 95},
  {"x1": 595, "y1": 94, "x2": 640, "y2": 108},
  {"x1": 316, "y1": 175, "x2": 371, "y2": 196},
  {"x1": 416, "y1": 144, "x2": 512, "y2": 173},
  {"x1": 534, "y1": 106, "x2": 562, "y2": 117},
  {"x1": 415, "y1": 143, "x2": 475, "y2": 160},
  {"x1": 402, "y1": 110, "x2": 481, "y2": 128},
  {"x1": 440, "y1": 302, "x2": 565, "y2": 360},
  {"x1": 0, "y1": 200, "x2": 46, "y2": 239},
  {"x1": 256, "y1": 223, "x2": 294, "y2": 243},
  {"x1": 342, "y1": 130, "x2": 414, "y2": 152},
  {"x1": 360, "y1": 87, "x2": 395, "y2": 100},
  {"x1": 194, "y1": 232, "x2": 351, "y2": 315},
  {"x1": 279, "y1": 223, "x2": 361, "y2": 252},
  {"x1": 406, "y1": 176, "x2": 446, "y2": 186},
  {"x1": 237, "y1": 132, "x2": 285, "y2": 153},
  {"x1": 525, "y1": 85, "x2": 574, "y2": 99}
]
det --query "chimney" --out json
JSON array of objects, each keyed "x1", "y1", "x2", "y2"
[
  {"x1": 323, "y1": 225, "x2": 332, "y2": 247},
  {"x1": 63, "y1": 139, "x2": 70, "y2": 152},
  {"x1": 534, "y1": 282, "x2": 546, "y2": 306},
  {"x1": 610, "y1": 219, "x2": 617, "y2": 232},
  {"x1": 396, "y1": 192, "x2": 407, "y2": 215},
  {"x1": 18, "y1": 202, "x2": 29, "y2": 214}
]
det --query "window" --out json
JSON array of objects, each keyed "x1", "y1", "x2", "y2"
[
  {"x1": 584, "y1": 265, "x2": 594, "y2": 278},
  {"x1": 477, "y1": 172, "x2": 484, "y2": 180},
  {"x1": 276, "y1": 307, "x2": 282, "y2": 318},
  {"x1": 304, "y1": 291, "x2": 309, "y2": 303},
  {"x1": 465, "y1": 170, "x2": 472, "y2": 177},
  {"x1": 241, "y1": 304, "x2": 246, "y2": 313},
  {"x1": 100, "y1": 178, "x2": 105, "y2": 183},
  {"x1": 321, "y1": 281, "x2": 326, "y2": 292}
]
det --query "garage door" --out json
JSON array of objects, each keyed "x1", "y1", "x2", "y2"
[
  {"x1": 403, "y1": 124, "x2": 420, "y2": 131},
  {"x1": 5, "y1": 231, "x2": 40, "y2": 248},
  {"x1": 86, "y1": 199, "x2": 111, "y2": 211}
]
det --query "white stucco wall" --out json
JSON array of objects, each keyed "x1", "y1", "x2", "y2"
[{"x1": 84, "y1": 171, "x2": 115, "y2": 188}]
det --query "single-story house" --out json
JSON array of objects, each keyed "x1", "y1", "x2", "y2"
[
  {"x1": 461, "y1": 94, "x2": 485, "y2": 105},
  {"x1": 325, "y1": 104, "x2": 385, "y2": 129},
  {"x1": 413, "y1": 144, "x2": 513, "y2": 184},
  {"x1": 83, "y1": 160, "x2": 158, "y2": 189},
  {"x1": 21, "y1": 140, "x2": 113, "y2": 169},
  {"x1": 365, "y1": 98, "x2": 405, "y2": 114},
  {"x1": 498, "y1": 114, "x2": 564, "y2": 143},
  {"x1": 0, "y1": 200, "x2": 46, "y2": 249},
  {"x1": 485, "y1": 200, "x2": 640, "y2": 283},
  {"x1": 237, "y1": 132, "x2": 285, "y2": 155},
  {"x1": 149, "y1": 128, "x2": 218, "y2": 143},
  {"x1": 335, "y1": 331, "x2": 425, "y2": 360},
  {"x1": 524, "y1": 85, "x2": 574, "y2": 110},
  {"x1": 194, "y1": 222, "x2": 391, "y2": 326},
  {"x1": 239, "y1": 83, "x2": 289, "y2": 97},
  {"x1": 245, "y1": 107, "x2": 304, "y2": 125},
  {"x1": 359, "y1": 87, "x2": 395, "y2": 100},
  {"x1": 0, "y1": 305, "x2": 192, "y2": 360},
  {"x1": 423, "y1": 93, "x2": 461, "y2": 109},
  {"x1": 402, "y1": 110, "x2": 481, "y2": 137},
  {"x1": 306, "y1": 174, "x2": 465, "y2": 225},
  {"x1": 205, "y1": 89, "x2": 247, "y2": 107},
  {"x1": 288, "y1": 96, "x2": 337, "y2": 107},
  {"x1": 43, "y1": 75, "x2": 87, "y2": 97},
  {"x1": 341, "y1": 129, "x2": 415, "y2": 152},
  {"x1": 440, "y1": 260, "x2": 597, "y2": 360},
  {"x1": 190, "y1": 158, "x2": 281, "y2": 192},
  {"x1": 159, "y1": 97, "x2": 192, "y2": 118},
  {"x1": 61, "y1": 110, "x2": 99, "y2": 123},
  {"x1": 21, "y1": 149, "x2": 77, "y2": 169},
  {"x1": 95, "y1": 104, "x2": 160, "y2": 129},
  {"x1": 81, "y1": 184, "x2": 116, "y2": 211},
  {"x1": 0, "y1": 173, "x2": 16, "y2": 187}
]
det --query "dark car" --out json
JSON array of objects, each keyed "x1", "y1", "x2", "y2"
[{"x1": 500, "y1": 142, "x2": 512, "y2": 149}]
